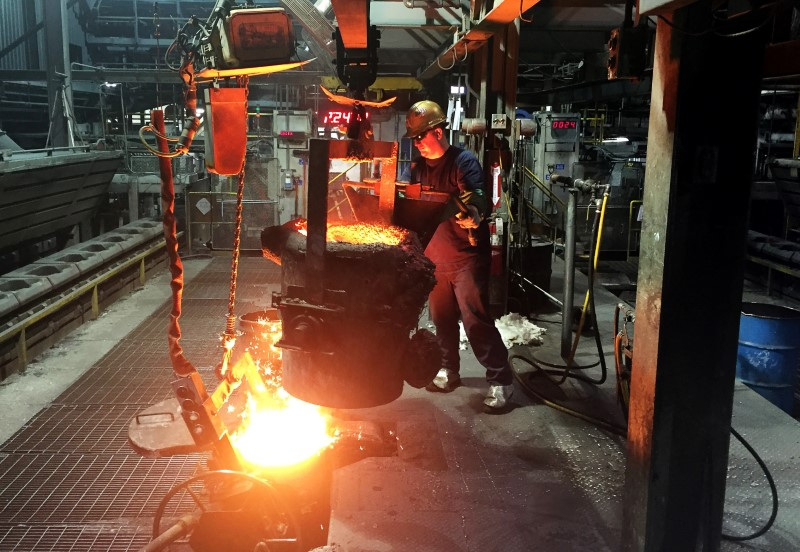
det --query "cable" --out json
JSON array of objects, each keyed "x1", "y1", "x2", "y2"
[
  {"x1": 519, "y1": 0, "x2": 533, "y2": 24},
  {"x1": 139, "y1": 125, "x2": 184, "y2": 157},
  {"x1": 721, "y1": 427, "x2": 779, "y2": 541},
  {"x1": 149, "y1": 470, "x2": 304, "y2": 551},
  {"x1": 515, "y1": 346, "x2": 779, "y2": 542},
  {"x1": 536, "y1": 189, "x2": 610, "y2": 386},
  {"x1": 657, "y1": 3, "x2": 776, "y2": 39},
  {"x1": 608, "y1": 307, "x2": 777, "y2": 542},
  {"x1": 510, "y1": 353, "x2": 627, "y2": 436}
]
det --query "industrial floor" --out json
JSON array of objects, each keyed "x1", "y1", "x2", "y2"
[{"x1": 0, "y1": 252, "x2": 799, "y2": 551}]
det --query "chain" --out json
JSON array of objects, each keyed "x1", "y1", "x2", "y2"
[{"x1": 218, "y1": 77, "x2": 250, "y2": 379}]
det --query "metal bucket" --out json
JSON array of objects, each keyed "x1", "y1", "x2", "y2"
[{"x1": 736, "y1": 302, "x2": 800, "y2": 414}]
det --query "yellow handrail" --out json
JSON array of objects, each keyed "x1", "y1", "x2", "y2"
[
  {"x1": 627, "y1": 200, "x2": 643, "y2": 260},
  {"x1": 522, "y1": 166, "x2": 566, "y2": 209},
  {"x1": 0, "y1": 237, "x2": 173, "y2": 371}
]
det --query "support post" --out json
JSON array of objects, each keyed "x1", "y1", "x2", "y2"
[
  {"x1": 561, "y1": 188, "x2": 577, "y2": 357},
  {"x1": 307, "y1": 139, "x2": 330, "y2": 304},
  {"x1": 623, "y1": 4, "x2": 768, "y2": 551},
  {"x1": 43, "y1": 0, "x2": 72, "y2": 148}
]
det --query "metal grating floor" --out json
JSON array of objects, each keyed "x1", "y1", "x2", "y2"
[
  {"x1": 0, "y1": 524, "x2": 153, "y2": 552},
  {"x1": 0, "y1": 453, "x2": 203, "y2": 524},
  {"x1": 0, "y1": 256, "x2": 273, "y2": 550},
  {"x1": 0, "y1": 405, "x2": 148, "y2": 454}
]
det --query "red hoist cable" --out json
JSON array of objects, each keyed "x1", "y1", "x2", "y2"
[
  {"x1": 152, "y1": 108, "x2": 196, "y2": 377},
  {"x1": 152, "y1": 68, "x2": 250, "y2": 381}
]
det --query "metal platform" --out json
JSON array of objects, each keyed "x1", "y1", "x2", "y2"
[{"x1": 0, "y1": 255, "x2": 798, "y2": 551}]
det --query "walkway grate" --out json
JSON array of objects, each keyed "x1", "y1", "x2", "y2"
[
  {"x1": 0, "y1": 256, "x2": 282, "y2": 549},
  {"x1": 0, "y1": 523, "x2": 153, "y2": 552},
  {"x1": 1, "y1": 405, "x2": 149, "y2": 455},
  {"x1": 125, "y1": 298, "x2": 268, "y2": 341},
  {"x1": 55, "y1": 360, "x2": 218, "y2": 406},
  {"x1": 0, "y1": 453, "x2": 204, "y2": 524}
]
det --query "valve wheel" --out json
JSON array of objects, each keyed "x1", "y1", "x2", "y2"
[{"x1": 150, "y1": 469, "x2": 304, "y2": 552}]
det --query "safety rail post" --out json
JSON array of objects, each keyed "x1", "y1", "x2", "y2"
[
  {"x1": 91, "y1": 285, "x2": 100, "y2": 319},
  {"x1": 627, "y1": 200, "x2": 643, "y2": 261},
  {"x1": 16, "y1": 328, "x2": 27, "y2": 372}
]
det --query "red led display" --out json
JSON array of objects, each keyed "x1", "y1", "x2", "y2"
[
  {"x1": 552, "y1": 120, "x2": 577, "y2": 129},
  {"x1": 322, "y1": 110, "x2": 370, "y2": 125}
]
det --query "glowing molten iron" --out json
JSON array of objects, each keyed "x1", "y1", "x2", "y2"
[
  {"x1": 293, "y1": 220, "x2": 407, "y2": 246},
  {"x1": 231, "y1": 387, "x2": 334, "y2": 469},
  {"x1": 228, "y1": 320, "x2": 336, "y2": 469}
]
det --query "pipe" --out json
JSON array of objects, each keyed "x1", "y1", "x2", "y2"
[
  {"x1": 140, "y1": 513, "x2": 200, "y2": 552},
  {"x1": 561, "y1": 188, "x2": 577, "y2": 357}
]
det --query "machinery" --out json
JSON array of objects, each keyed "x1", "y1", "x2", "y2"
[
  {"x1": 514, "y1": 110, "x2": 581, "y2": 237},
  {"x1": 128, "y1": 2, "x2": 444, "y2": 551}
]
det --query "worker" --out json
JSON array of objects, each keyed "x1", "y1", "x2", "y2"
[{"x1": 402, "y1": 100, "x2": 514, "y2": 411}]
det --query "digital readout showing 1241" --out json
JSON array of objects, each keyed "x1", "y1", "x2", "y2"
[{"x1": 322, "y1": 110, "x2": 370, "y2": 125}]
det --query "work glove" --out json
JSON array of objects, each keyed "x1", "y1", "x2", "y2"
[{"x1": 455, "y1": 204, "x2": 481, "y2": 229}]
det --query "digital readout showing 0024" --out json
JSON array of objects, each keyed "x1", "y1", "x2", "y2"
[
  {"x1": 322, "y1": 110, "x2": 370, "y2": 125},
  {"x1": 552, "y1": 119, "x2": 577, "y2": 129}
]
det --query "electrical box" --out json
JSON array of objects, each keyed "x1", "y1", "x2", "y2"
[
  {"x1": 272, "y1": 112, "x2": 312, "y2": 135},
  {"x1": 525, "y1": 112, "x2": 581, "y2": 225},
  {"x1": 607, "y1": 26, "x2": 651, "y2": 80},
  {"x1": 491, "y1": 113, "x2": 509, "y2": 131},
  {"x1": 211, "y1": 8, "x2": 295, "y2": 69},
  {"x1": 204, "y1": 87, "x2": 247, "y2": 176}
]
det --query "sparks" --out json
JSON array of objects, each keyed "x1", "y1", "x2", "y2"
[{"x1": 225, "y1": 320, "x2": 335, "y2": 469}]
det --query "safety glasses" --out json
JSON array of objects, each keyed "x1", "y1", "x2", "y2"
[{"x1": 412, "y1": 129, "x2": 432, "y2": 142}]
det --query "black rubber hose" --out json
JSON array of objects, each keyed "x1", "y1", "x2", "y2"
[
  {"x1": 510, "y1": 352, "x2": 627, "y2": 436},
  {"x1": 543, "y1": 198, "x2": 608, "y2": 386},
  {"x1": 721, "y1": 427, "x2": 779, "y2": 541}
]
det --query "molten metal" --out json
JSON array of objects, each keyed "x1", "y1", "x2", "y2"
[
  {"x1": 230, "y1": 387, "x2": 335, "y2": 470},
  {"x1": 293, "y1": 220, "x2": 408, "y2": 246},
  {"x1": 226, "y1": 321, "x2": 336, "y2": 470}
]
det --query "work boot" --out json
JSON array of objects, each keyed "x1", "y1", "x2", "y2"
[
  {"x1": 483, "y1": 384, "x2": 514, "y2": 411},
  {"x1": 425, "y1": 368, "x2": 461, "y2": 393}
]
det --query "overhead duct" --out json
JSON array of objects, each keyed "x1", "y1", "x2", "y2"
[{"x1": 280, "y1": 0, "x2": 336, "y2": 71}]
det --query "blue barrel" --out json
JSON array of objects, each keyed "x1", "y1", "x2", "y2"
[{"x1": 736, "y1": 302, "x2": 800, "y2": 414}]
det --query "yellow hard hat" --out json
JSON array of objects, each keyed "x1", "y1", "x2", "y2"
[{"x1": 404, "y1": 100, "x2": 447, "y2": 138}]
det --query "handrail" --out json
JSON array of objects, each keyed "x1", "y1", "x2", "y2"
[
  {"x1": 0, "y1": 145, "x2": 94, "y2": 159},
  {"x1": 523, "y1": 166, "x2": 567, "y2": 209},
  {"x1": 627, "y1": 200, "x2": 643, "y2": 260},
  {"x1": 0, "y1": 236, "x2": 174, "y2": 370},
  {"x1": 524, "y1": 198, "x2": 553, "y2": 228}
]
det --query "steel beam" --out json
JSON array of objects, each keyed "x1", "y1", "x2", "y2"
[
  {"x1": 0, "y1": 0, "x2": 78, "y2": 63},
  {"x1": 43, "y1": 0, "x2": 72, "y2": 148},
  {"x1": 418, "y1": 0, "x2": 542, "y2": 80},
  {"x1": 330, "y1": 0, "x2": 369, "y2": 49},
  {"x1": 0, "y1": 69, "x2": 326, "y2": 86},
  {"x1": 319, "y1": 76, "x2": 423, "y2": 91},
  {"x1": 517, "y1": 77, "x2": 652, "y2": 108},
  {"x1": 622, "y1": 4, "x2": 768, "y2": 551}
]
